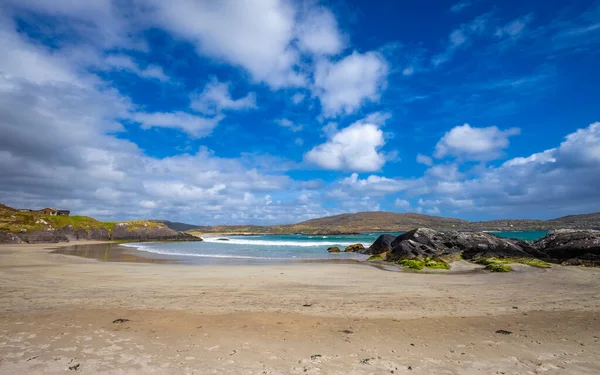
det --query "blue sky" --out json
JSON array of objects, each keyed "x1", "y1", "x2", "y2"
[{"x1": 0, "y1": 0, "x2": 599, "y2": 224}]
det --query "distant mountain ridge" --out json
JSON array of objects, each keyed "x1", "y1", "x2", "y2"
[{"x1": 190, "y1": 211, "x2": 600, "y2": 234}]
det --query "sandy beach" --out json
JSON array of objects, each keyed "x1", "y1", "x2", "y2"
[{"x1": 1, "y1": 241, "x2": 600, "y2": 374}]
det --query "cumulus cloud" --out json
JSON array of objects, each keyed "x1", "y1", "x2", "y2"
[
  {"x1": 143, "y1": 0, "x2": 304, "y2": 89},
  {"x1": 0, "y1": 13, "x2": 332, "y2": 225},
  {"x1": 313, "y1": 51, "x2": 388, "y2": 117},
  {"x1": 304, "y1": 122, "x2": 386, "y2": 172},
  {"x1": 190, "y1": 78, "x2": 257, "y2": 115},
  {"x1": 434, "y1": 123, "x2": 521, "y2": 161},
  {"x1": 296, "y1": 5, "x2": 345, "y2": 55}
]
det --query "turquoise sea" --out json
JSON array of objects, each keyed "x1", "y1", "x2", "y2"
[{"x1": 122, "y1": 231, "x2": 547, "y2": 264}]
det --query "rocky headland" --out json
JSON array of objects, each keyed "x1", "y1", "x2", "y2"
[
  {"x1": 0, "y1": 203, "x2": 201, "y2": 244},
  {"x1": 362, "y1": 228, "x2": 600, "y2": 270}
]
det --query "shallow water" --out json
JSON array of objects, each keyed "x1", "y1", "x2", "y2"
[{"x1": 120, "y1": 233, "x2": 388, "y2": 264}]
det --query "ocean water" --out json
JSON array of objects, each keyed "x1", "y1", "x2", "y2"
[
  {"x1": 121, "y1": 233, "x2": 391, "y2": 264},
  {"x1": 121, "y1": 231, "x2": 547, "y2": 264},
  {"x1": 488, "y1": 231, "x2": 548, "y2": 241}
]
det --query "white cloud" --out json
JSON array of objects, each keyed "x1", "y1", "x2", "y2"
[
  {"x1": 130, "y1": 112, "x2": 224, "y2": 138},
  {"x1": 291, "y1": 93, "x2": 306, "y2": 104},
  {"x1": 313, "y1": 51, "x2": 388, "y2": 117},
  {"x1": 394, "y1": 199, "x2": 411, "y2": 210},
  {"x1": 392, "y1": 122, "x2": 600, "y2": 217},
  {"x1": 145, "y1": 0, "x2": 305, "y2": 89},
  {"x1": 434, "y1": 123, "x2": 521, "y2": 161},
  {"x1": 295, "y1": 138, "x2": 304, "y2": 146},
  {"x1": 341, "y1": 173, "x2": 408, "y2": 194},
  {"x1": 322, "y1": 122, "x2": 338, "y2": 137},
  {"x1": 305, "y1": 122, "x2": 386, "y2": 172},
  {"x1": 190, "y1": 78, "x2": 257, "y2": 115},
  {"x1": 416, "y1": 154, "x2": 433, "y2": 166},
  {"x1": 276, "y1": 118, "x2": 303, "y2": 132},
  {"x1": 104, "y1": 54, "x2": 169, "y2": 82},
  {"x1": 296, "y1": 5, "x2": 344, "y2": 55}
]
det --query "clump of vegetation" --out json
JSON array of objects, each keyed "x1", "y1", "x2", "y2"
[
  {"x1": 397, "y1": 257, "x2": 450, "y2": 270},
  {"x1": 424, "y1": 258, "x2": 450, "y2": 269},
  {"x1": 484, "y1": 263, "x2": 512, "y2": 272},
  {"x1": 398, "y1": 259, "x2": 425, "y2": 270},
  {"x1": 474, "y1": 257, "x2": 550, "y2": 270},
  {"x1": 516, "y1": 258, "x2": 551, "y2": 268},
  {"x1": 367, "y1": 255, "x2": 384, "y2": 261},
  {"x1": 474, "y1": 257, "x2": 507, "y2": 266}
]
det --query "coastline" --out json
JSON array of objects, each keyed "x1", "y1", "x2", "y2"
[{"x1": 1, "y1": 241, "x2": 600, "y2": 374}]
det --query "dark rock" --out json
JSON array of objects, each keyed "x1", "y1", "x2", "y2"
[
  {"x1": 366, "y1": 234, "x2": 396, "y2": 255},
  {"x1": 112, "y1": 318, "x2": 130, "y2": 324},
  {"x1": 327, "y1": 246, "x2": 341, "y2": 253},
  {"x1": 0, "y1": 230, "x2": 23, "y2": 244},
  {"x1": 89, "y1": 227, "x2": 111, "y2": 240},
  {"x1": 561, "y1": 253, "x2": 600, "y2": 267},
  {"x1": 495, "y1": 330, "x2": 512, "y2": 335},
  {"x1": 18, "y1": 230, "x2": 69, "y2": 244},
  {"x1": 344, "y1": 243, "x2": 365, "y2": 252},
  {"x1": 533, "y1": 230, "x2": 600, "y2": 262},
  {"x1": 68, "y1": 363, "x2": 80, "y2": 371},
  {"x1": 58, "y1": 226, "x2": 111, "y2": 241},
  {"x1": 217, "y1": 238, "x2": 230, "y2": 241},
  {"x1": 388, "y1": 228, "x2": 533, "y2": 261}
]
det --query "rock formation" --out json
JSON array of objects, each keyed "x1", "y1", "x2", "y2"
[
  {"x1": 344, "y1": 243, "x2": 365, "y2": 252},
  {"x1": 111, "y1": 223, "x2": 202, "y2": 241},
  {"x1": 386, "y1": 228, "x2": 531, "y2": 261},
  {"x1": 533, "y1": 229, "x2": 600, "y2": 266},
  {"x1": 327, "y1": 246, "x2": 341, "y2": 253},
  {"x1": 365, "y1": 234, "x2": 395, "y2": 255}
]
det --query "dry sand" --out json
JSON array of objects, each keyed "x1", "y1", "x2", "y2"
[{"x1": 1, "y1": 241, "x2": 599, "y2": 374}]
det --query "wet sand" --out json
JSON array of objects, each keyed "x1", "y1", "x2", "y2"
[
  {"x1": 51, "y1": 242, "x2": 175, "y2": 264},
  {"x1": 1, "y1": 241, "x2": 600, "y2": 374}
]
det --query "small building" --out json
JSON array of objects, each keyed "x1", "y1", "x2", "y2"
[
  {"x1": 39, "y1": 208, "x2": 58, "y2": 215},
  {"x1": 57, "y1": 210, "x2": 70, "y2": 216}
]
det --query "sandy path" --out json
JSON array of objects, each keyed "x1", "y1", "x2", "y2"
[{"x1": 1, "y1": 242, "x2": 600, "y2": 374}]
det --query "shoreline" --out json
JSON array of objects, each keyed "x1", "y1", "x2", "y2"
[{"x1": 2, "y1": 241, "x2": 600, "y2": 374}]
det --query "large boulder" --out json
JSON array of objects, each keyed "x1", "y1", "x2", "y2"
[
  {"x1": 366, "y1": 234, "x2": 396, "y2": 255},
  {"x1": 327, "y1": 246, "x2": 341, "y2": 253},
  {"x1": 0, "y1": 230, "x2": 23, "y2": 244},
  {"x1": 388, "y1": 228, "x2": 532, "y2": 261},
  {"x1": 533, "y1": 230, "x2": 600, "y2": 261},
  {"x1": 344, "y1": 243, "x2": 365, "y2": 253}
]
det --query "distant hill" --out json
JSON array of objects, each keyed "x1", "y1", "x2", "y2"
[
  {"x1": 189, "y1": 211, "x2": 600, "y2": 234},
  {"x1": 157, "y1": 220, "x2": 199, "y2": 232}
]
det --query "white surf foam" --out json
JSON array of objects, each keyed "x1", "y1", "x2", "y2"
[{"x1": 202, "y1": 237, "x2": 370, "y2": 247}]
